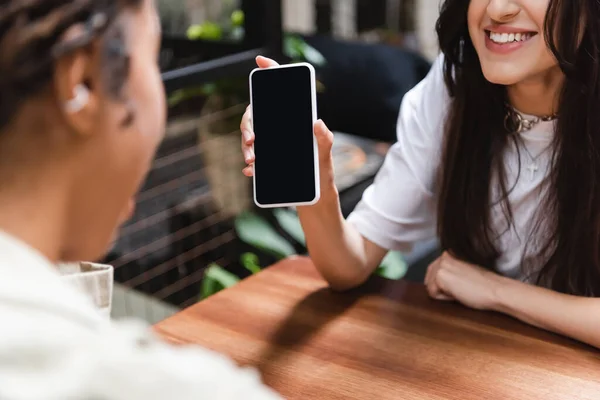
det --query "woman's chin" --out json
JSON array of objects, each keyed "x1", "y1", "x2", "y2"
[
  {"x1": 481, "y1": 69, "x2": 523, "y2": 86},
  {"x1": 479, "y1": 59, "x2": 561, "y2": 87}
]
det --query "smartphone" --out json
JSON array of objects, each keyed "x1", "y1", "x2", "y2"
[{"x1": 249, "y1": 62, "x2": 320, "y2": 208}]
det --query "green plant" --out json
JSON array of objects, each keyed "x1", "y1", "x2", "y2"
[
  {"x1": 377, "y1": 251, "x2": 408, "y2": 280},
  {"x1": 235, "y1": 211, "x2": 297, "y2": 258},
  {"x1": 200, "y1": 263, "x2": 240, "y2": 299},
  {"x1": 186, "y1": 21, "x2": 224, "y2": 41},
  {"x1": 240, "y1": 252, "x2": 262, "y2": 275},
  {"x1": 186, "y1": 5, "x2": 245, "y2": 42},
  {"x1": 284, "y1": 35, "x2": 326, "y2": 66},
  {"x1": 237, "y1": 209, "x2": 407, "y2": 279},
  {"x1": 200, "y1": 252, "x2": 263, "y2": 299},
  {"x1": 200, "y1": 209, "x2": 408, "y2": 299},
  {"x1": 273, "y1": 208, "x2": 305, "y2": 245}
]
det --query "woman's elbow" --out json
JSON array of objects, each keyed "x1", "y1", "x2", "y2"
[{"x1": 319, "y1": 266, "x2": 372, "y2": 292}]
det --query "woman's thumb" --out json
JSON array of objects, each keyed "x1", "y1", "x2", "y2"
[
  {"x1": 314, "y1": 119, "x2": 337, "y2": 193},
  {"x1": 314, "y1": 119, "x2": 334, "y2": 164}
]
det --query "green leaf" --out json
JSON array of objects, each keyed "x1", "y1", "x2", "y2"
[
  {"x1": 299, "y1": 44, "x2": 327, "y2": 66},
  {"x1": 240, "y1": 252, "x2": 262, "y2": 274},
  {"x1": 201, "y1": 264, "x2": 240, "y2": 299},
  {"x1": 206, "y1": 264, "x2": 239, "y2": 287},
  {"x1": 283, "y1": 35, "x2": 327, "y2": 66},
  {"x1": 186, "y1": 22, "x2": 223, "y2": 40},
  {"x1": 283, "y1": 36, "x2": 301, "y2": 60},
  {"x1": 186, "y1": 24, "x2": 203, "y2": 40},
  {"x1": 201, "y1": 274, "x2": 220, "y2": 300},
  {"x1": 273, "y1": 209, "x2": 306, "y2": 246},
  {"x1": 231, "y1": 10, "x2": 245, "y2": 26},
  {"x1": 376, "y1": 252, "x2": 407, "y2": 280},
  {"x1": 235, "y1": 211, "x2": 296, "y2": 259}
]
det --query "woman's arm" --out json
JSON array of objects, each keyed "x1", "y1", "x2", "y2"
[
  {"x1": 297, "y1": 182, "x2": 388, "y2": 291},
  {"x1": 493, "y1": 277, "x2": 600, "y2": 348},
  {"x1": 426, "y1": 252, "x2": 600, "y2": 349}
]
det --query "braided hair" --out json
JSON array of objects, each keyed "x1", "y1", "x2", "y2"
[{"x1": 0, "y1": 0, "x2": 143, "y2": 130}]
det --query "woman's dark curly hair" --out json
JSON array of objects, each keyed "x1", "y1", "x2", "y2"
[{"x1": 0, "y1": 0, "x2": 143, "y2": 130}]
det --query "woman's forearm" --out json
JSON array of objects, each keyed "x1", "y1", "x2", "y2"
[
  {"x1": 492, "y1": 277, "x2": 600, "y2": 348},
  {"x1": 297, "y1": 187, "x2": 386, "y2": 291}
]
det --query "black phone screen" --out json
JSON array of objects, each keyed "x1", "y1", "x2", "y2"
[{"x1": 251, "y1": 65, "x2": 317, "y2": 206}]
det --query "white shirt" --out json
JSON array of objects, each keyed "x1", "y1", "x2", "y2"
[
  {"x1": 0, "y1": 230, "x2": 281, "y2": 400},
  {"x1": 348, "y1": 55, "x2": 554, "y2": 280}
]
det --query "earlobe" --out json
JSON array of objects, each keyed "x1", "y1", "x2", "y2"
[
  {"x1": 64, "y1": 84, "x2": 90, "y2": 114},
  {"x1": 53, "y1": 34, "x2": 100, "y2": 137}
]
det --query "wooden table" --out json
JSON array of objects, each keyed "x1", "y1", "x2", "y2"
[{"x1": 155, "y1": 257, "x2": 600, "y2": 399}]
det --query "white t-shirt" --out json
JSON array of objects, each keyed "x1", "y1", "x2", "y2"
[
  {"x1": 347, "y1": 55, "x2": 555, "y2": 281},
  {"x1": 0, "y1": 230, "x2": 281, "y2": 400}
]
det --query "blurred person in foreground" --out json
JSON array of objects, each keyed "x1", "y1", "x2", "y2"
[
  {"x1": 241, "y1": 0, "x2": 600, "y2": 349},
  {"x1": 0, "y1": 0, "x2": 280, "y2": 399}
]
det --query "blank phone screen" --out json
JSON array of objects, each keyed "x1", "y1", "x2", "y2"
[{"x1": 251, "y1": 66, "x2": 316, "y2": 206}]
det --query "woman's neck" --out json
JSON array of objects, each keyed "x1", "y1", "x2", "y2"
[
  {"x1": 0, "y1": 169, "x2": 69, "y2": 264},
  {"x1": 507, "y1": 66, "x2": 564, "y2": 116}
]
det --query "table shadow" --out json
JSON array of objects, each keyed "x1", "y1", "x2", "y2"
[
  {"x1": 255, "y1": 286, "x2": 361, "y2": 372},
  {"x1": 253, "y1": 277, "x2": 400, "y2": 370}
]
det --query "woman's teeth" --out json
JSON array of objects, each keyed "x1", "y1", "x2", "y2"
[{"x1": 488, "y1": 31, "x2": 532, "y2": 44}]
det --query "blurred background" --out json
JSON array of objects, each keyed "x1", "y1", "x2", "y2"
[{"x1": 107, "y1": 0, "x2": 442, "y2": 323}]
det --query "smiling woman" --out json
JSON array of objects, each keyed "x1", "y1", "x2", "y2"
[
  {"x1": 238, "y1": 0, "x2": 600, "y2": 350},
  {"x1": 436, "y1": 0, "x2": 599, "y2": 296}
]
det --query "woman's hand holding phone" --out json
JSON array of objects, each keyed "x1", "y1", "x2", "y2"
[
  {"x1": 239, "y1": 56, "x2": 338, "y2": 208},
  {"x1": 238, "y1": 56, "x2": 386, "y2": 292}
]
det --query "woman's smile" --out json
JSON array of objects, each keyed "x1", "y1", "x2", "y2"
[{"x1": 484, "y1": 25, "x2": 538, "y2": 54}]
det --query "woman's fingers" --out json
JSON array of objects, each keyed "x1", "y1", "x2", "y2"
[
  {"x1": 424, "y1": 257, "x2": 435, "y2": 287},
  {"x1": 313, "y1": 119, "x2": 336, "y2": 190},
  {"x1": 242, "y1": 126, "x2": 254, "y2": 145},
  {"x1": 242, "y1": 145, "x2": 255, "y2": 165},
  {"x1": 431, "y1": 290, "x2": 454, "y2": 301},
  {"x1": 242, "y1": 166, "x2": 254, "y2": 177},
  {"x1": 426, "y1": 277, "x2": 453, "y2": 301},
  {"x1": 238, "y1": 56, "x2": 284, "y2": 178},
  {"x1": 256, "y1": 56, "x2": 279, "y2": 69},
  {"x1": 314, "y1": 120, "x2": 334, "y2": 163},
  {"x1": 425, "y1": 257, "x2": 452, "y2": 301},
  {"x1": 240, "y1": 106, "x2": 255, "y2": 168},
  {"x1": 240, "y1": 106, "x2": 254, "y2": 144}
]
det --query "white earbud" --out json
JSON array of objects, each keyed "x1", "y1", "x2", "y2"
[{"x1": 64, "y1": 84, "x2": 90, "y2": 114}]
